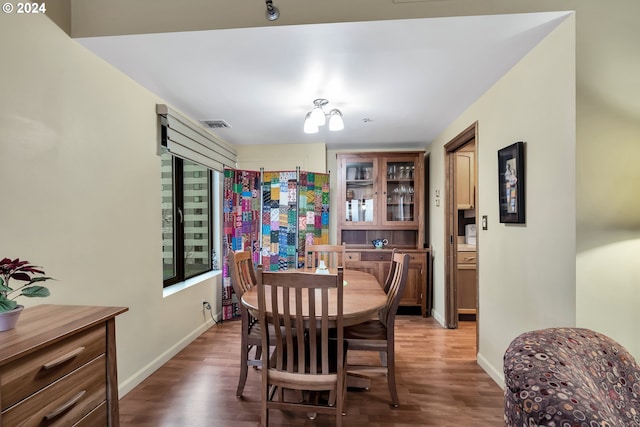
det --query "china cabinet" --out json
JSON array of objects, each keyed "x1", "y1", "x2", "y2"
[{"x1": 337, "y1": 152, "x2": 431, "y2": 315}]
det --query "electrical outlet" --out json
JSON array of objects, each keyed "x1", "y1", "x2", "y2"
[{"x1": 202, "y1": 300, "x2": 211, "y2": 310}]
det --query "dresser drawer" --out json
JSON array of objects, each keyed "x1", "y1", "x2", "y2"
[
  {"x1": 0, "y1": 324, "x2": 106, "y2": 409},
  {"x1": 404, "y1": 252, "x2": 424, "y2": 263},
  {"x1": 345, "y1": 252, "x2": 361, "y2": 262},
  {"x1": 458, "y1": 251, "x2": 477, "y2": 265},
  {"x1": 2, "y1": 354, "x2": 107, "y2": 427},
  {"x1": 73, "y1": 400, "x2": 107, "y2": 426},
  {"x1": 361, "y1": 251, "x2": 392, "y2": 262}
]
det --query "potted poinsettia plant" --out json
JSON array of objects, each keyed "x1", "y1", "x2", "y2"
[{"x1": 0, "y1": 257, "x2": 54, "y2": 331}]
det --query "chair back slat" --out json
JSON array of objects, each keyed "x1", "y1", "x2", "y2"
[
  {"x1": 382, "y1": 248, "x2": 397, "y2": 293},
  {"x1": 305, "y1": 244, "x2": 346, "y2": 269},
  {"x1": 380, "y1": 253, "x2": 410, "y2": 326}
]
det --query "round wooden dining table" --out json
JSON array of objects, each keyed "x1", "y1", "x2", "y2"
[{"x1": 241, "y1": 269, "x2": 387, "y2": 327}]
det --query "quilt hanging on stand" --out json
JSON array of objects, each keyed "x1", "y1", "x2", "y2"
[{"x1": 222, "y1": 168, "x2": 330, "y2": 320}]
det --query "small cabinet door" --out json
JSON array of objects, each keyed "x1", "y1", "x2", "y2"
[
  {"x1": 339, "y1": 156, "x2": 380, "y2": 226},
  {"x1": 457, "y1": 264, "x2": 476, "y2": 314},
  {"x1": 381, "y1": 156, "x2": 421, "y2": 226},
  {"x1": 456, "y1": 152, "x2": 475, "y2": 210},
  {"x1": 398, "y1": 252, "x2": 425, "y2": 307},
  {"x1": 344, "y1": 251, "x2": 386, "y2": 286}
]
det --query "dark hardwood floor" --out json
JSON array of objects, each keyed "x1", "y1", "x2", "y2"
[{"x1": 119, "y1": 316, "x2": 504, "y2": 426}]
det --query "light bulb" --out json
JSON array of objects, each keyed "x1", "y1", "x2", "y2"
[
  {"x1": 329, "y1": 109, "x2": 344, "y2": 131},
  {"x1": 310, "y1": 105, "x2": 326, "y2": 126},
  {"x1": 304, "y1": 112, "x2": 318, "y2": 134}
]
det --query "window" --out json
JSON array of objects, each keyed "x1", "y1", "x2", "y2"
[
  {"x1": 162, "y1": 152, "x2": 216, "y2": 287},
  {"x1": 158, "y1": 104, "x2": 233, "y2": 287}
]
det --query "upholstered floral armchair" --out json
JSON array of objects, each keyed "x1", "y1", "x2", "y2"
[{"x1": 503, "y1": 327, "x2": 640, "y2": 426}]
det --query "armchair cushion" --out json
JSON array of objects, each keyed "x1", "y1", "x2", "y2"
[{"x1": 504, "y1": 327, "x2": 640, "y2": 426}]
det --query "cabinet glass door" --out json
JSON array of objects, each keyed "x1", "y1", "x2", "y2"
[
  {"x1": 384, "y1": 158, "x2": 417, "y2": 224},
  {"x1": 344, "y1": 160, "x2": 376, "y2": 224}
]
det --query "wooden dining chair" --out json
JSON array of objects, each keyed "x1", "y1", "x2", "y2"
[
  {"x1": 344, "y1": 252, "x2": 410, "y2": 408},
  {"x1": 228, "y1": 249, "x2": 263, "y2": 398},
  {"x1": 382, "y1": 248, "x2": 397, "y2": 293},
  {"x1": 305, "y1": 243, "x2": 346, "y2": 269},
  {"x1": 256, "y1": 266, "x2": 346, "y2": 427}
]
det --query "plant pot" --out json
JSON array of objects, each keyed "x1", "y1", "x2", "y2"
[{"x1": 0, "y1": 305, "x2": 24, "y2": 332}]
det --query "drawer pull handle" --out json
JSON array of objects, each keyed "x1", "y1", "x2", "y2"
[
  {"x1": 44, "y1": 390, "x2": 86, "y2": 420},
  {"x1": 466, "y1": 257, "x2": 476, "y2": 261},
  {"x1": 42, "y1": 346, "x2": 86, "y2": 370}
]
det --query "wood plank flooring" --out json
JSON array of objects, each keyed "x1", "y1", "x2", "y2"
[{"x1": 119, "y1": 317, "x2": 505, "y2": 426}]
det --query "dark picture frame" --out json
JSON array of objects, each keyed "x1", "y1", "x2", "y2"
[{"x1": 498, "y1": 141, "x2": 525, "y2": 223}]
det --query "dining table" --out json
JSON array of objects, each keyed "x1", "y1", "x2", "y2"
[{"x1": 240, "y1": 268, "x2": 387, "y2": 327}]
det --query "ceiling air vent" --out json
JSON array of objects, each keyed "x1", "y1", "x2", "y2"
[{"x1": 200, "y1": 120, "x2": 231, "y2": 129}]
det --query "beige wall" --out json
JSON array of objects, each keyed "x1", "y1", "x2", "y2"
[
  {"x1": 0, "y1": 15, "x2": 220, "y2": 396},
  {"x1": 575, "y1": 89, "x2": 640, "y2": 357},
  {"x1": 236, "y1": 143, "x2": 326, "y2": 172},
  {"x1": 429, "y1": 16, "x2": 576, "y2": 383}
]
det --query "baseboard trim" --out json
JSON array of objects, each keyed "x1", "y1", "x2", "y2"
[
  {"x1": 431, "y1": 308, "x2": 445, "y2": 327},
  {"x1": 118, "y1": 319, "x2": 217, "y2": 397},
  {"x1": 477, "y1": 351, "x2": 504, "y2": 390}
]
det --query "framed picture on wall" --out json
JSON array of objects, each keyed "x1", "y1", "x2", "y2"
[{"x1": 498, "y1": 141, "x2": 525, "y2": 223}]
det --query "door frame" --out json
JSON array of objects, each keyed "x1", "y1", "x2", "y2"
[{"x1": 444, "y1": 122, "x2": 478, "y2": 343}]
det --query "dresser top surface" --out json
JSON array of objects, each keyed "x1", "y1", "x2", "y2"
[{"x1": 0, "y1": 304, "x2": 128, "y2": 365}]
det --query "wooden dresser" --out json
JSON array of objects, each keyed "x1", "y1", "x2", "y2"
[{"x1": 0, "y1": 305, "x2": 128, "y2": 426}]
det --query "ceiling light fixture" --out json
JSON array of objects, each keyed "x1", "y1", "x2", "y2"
[
  {"x1": 304, "y1": 98, "x2": 344, "y2": 134},
  {"x1": 265, "y1": 0, "x2": 279, "y2": 21}
]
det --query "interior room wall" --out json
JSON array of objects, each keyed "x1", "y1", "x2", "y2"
[
  {"x1": 429, "y1": 16, "x2": 576, "y2": 384},
  {"x1": 0, "y1": 15, "x2": 219, "y2": 396},
  {"x1": 575, "y1": 89, "x2": 640, "y2": 359},
  {"x1": 236, "y1": 143, "x2": 326, "y2": 172}
]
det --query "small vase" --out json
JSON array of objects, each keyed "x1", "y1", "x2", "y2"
[{"x1": 0, "y1": 305, "x2": 24, "y2": 332}]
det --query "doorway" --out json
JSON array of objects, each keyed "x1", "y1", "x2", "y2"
[{"x1": 444, "y1": 122, "x2": 478, "y2": 352}]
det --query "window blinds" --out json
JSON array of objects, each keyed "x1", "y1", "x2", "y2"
[{"x1": 157, "y1": 104, "x2": 237, "y2": 171}]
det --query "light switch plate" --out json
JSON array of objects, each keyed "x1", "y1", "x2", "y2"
[{"x1": 482, "y1": 215, "x2": 488, "y2": 230}]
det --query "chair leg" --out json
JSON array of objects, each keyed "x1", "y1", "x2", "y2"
[
  {"x1": 254, "y1": 344, "x2": 262, "y2": 366},
  {"x1": 236, "y1": 344, "x2": 249, "y2": 397},
  {"x1": 261, "y1": 397, "x2": 268, "y2": 427},
  {"x1": 386, "y1": 348, "x2": 399, "y2": 407},
  {"x1": 328, "y1": 389, "x2": 336, "y2": 406}
]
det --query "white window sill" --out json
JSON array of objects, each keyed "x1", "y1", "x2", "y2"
[{"x1": 163, "y1": 270, "x2": 221, "y2": 298}]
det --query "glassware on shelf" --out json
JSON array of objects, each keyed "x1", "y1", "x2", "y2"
[{"x1": 388, "y1": 165, "x2": 396, "y2": 180}]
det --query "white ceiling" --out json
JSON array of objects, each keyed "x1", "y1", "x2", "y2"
[{"x1": 76, "y1": 11, "x2": 570, "y2": 149}]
